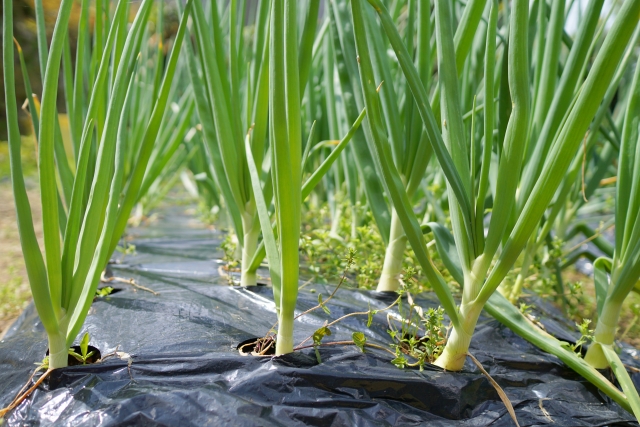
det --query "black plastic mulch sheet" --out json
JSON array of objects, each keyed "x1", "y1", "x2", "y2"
[{"x1": 1, "y1": 207, "x2": 639, "y2": 426}]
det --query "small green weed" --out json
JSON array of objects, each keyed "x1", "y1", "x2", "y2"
[
  {"x1": 68, "y1": 333, "x2": 96, "y2": 365},
  {"x1": 95, "y1": 287, "x2": 114, "y2": 297}
]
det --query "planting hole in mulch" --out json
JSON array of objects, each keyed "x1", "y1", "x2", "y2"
[
  {"x1": 370, "y1": 290, "x2": 400, "y2": 302},
  {"x1": 239, "y1": 280, "x2": 270, "y2": 289},
  {"x1": 45, "y1": 345, "x2": 102, "y2": 366},
  {"x1": 237, "y1": 337, "x2": 277, "y2": 356},
  {"x1": 95, "y1": 287, "x2": 124, "y2": 298}
]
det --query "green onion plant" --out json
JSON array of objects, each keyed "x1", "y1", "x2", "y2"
[
  {"x1": 186, "y1": 0, "x2": 274, "y2": 287},
  {"x1": 3, "y1": 0, "x2": 192, "y2": 369},
  {"x1": 187, "y1": 0, "x2": 367, "y2": 353},
  {"x1": 260, "y1": 0, "x2": 370, "y2": 354},
  {"x1": 345, "y1": 0, "x2": 640, "y2": 416},
  {"x1": 584, "y1": 41, "x2": 640, "y2": 372}
]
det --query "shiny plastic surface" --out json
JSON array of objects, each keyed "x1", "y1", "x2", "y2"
[{"x1": 0, "y1": 207, "x2": 637, "y2": 426}]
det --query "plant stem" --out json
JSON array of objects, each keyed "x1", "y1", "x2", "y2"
[
  {"x1": 377, "y1": 209, "x2": 407, "y2": 292},
  {"x1": 276, "y1": 306, "x2": 295, "y2": 355},
  {"x1": 294, "y1": 260, "x2": 351, "y2": 320},
  {"x1": 296, "y1": 296, "x2": 401, "y2": 349},
  {"x1": 509, "y1": 239, "x2": 536, "y2": 302},
  {"x1": 435, "y1": 302, "x2": 482, "y2": 371},
  {"x1": 294, "y1": 340, "x2": 397, "y2": 358},
  {"x1": 241, "y1": 210, "x2": 260, "y2": 287},
  {"x1": 48, "y1": 330, "x2": 68, "y2": 369},
  {"x1": 585, "y1": 299, "x2": 622, "y2": 369}
]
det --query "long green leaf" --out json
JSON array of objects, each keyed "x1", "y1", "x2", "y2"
[
  {"x1": 435, "y1": 0, "x2": 475, "y2": 270},
  {"x1": 474, "y1": 0, "x2": 498, "y2": 254},
  {"x1": 485, "y1": 292, "x2": 632, "y2": 414},
  {"x1": 481, "y1": 0, "x2": 530, "y2": 265},
  {"x1": 61, "y1": 119, "x2": 95, "y2": 307},
  {"x1": 351, "y1": 0, "x2": 460, "y2": 330},
  {"x1": 423, "y1": 223, "x2": 464, "y2": 286},
  {"x1": 3, "y1": 0, "x2": 58, "y2": 335},
  {"x1": 302, "y1": 108, "x2": 366, "y2": 198},
  {"x1": 67, "y1": 81, "x2": 130, "y2": 346},
  {"x1": 519, "y1": 0, "x2": 605, "y2": 210},
  {"x1": 270, "y1": 0, "x2": 301, "y2": 355},
  {"x1": 480, "y1": 0, "x2": 640, "y2": 305},
  {"x1": 71, "y1": 0, "x2": 155, "y2": 304},
  {"x1": 191, "y1": 0, "x2": 245, "y2": 215},
  {"x1": 593, "y1": 257, "x2": 612, "y2": 318},
  {"x1": 109, "y1": 0, "x2": 193, "y2": 260},
  {"x1": 183, "y1": 12, "x2": 245, "y2": 242},
  {"x1": 328, "y1": 0, "x2": 391, "y2": 243},
  {"x1": 38, "y1": 0, "x2": 76, "y2": 319},
  {"x1": 245, "y1": 131, "x2": 281, "y2": 311},
  {"x1": 298, "y1": 0, "x2": 321, "y2": 95},
  {"x1": 602, "y1": 345, "x2": 640, "y2": 421},
  {"x1": 365, "y1": 0, "x2": 475, "y2": 242}
]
